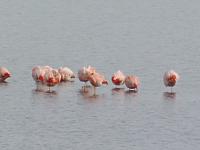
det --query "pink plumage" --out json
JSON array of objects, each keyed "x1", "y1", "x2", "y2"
[
  {"x1": 78, "y1": 65, "x2": 96, "y2": 82},
  {"x1": 58, "y1": 67, "x2": 75, "y2": 82},
  {"x1": 125, "y1": 75, "x2": 140, "y2": 91},
  {"x1": 88, "y1": 72, "x2": 108, "y2": 96},
  {"x1": 32, "y1": 66, "x2": 61, "y2": 92},
  {"x1": 111, "y1": 70, "x2": 125, "y2": 86},
  {"x1": 163, "y1": 70, "x2": 179, "y2": 92},
  {"x1": 0, "y1": 67, "x2": 11, "y2": 82}
]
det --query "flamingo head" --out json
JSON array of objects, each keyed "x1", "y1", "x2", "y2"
[
  {"x1": 168, "y1": 75, "x2": 176, "y2": 86},
  {"x1": 111, "y1": 76, "x2": 122, "y2": 85},
  {"x1": 48, "y1": 77, "x2": 55, "y2": 84},
  {"x1": 3, "y1": 72, "x2": 11, "y2": 78},
  {"x1": 38, "y1": 75, "x2": 44, "y2": 82},
  {"x1": 87, "y1": 72, "x2": 94, "y2": 80}
]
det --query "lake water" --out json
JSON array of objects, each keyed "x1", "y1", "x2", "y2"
[{"x1": 0, "y1": 0, "x2": 200, "y2": 149}]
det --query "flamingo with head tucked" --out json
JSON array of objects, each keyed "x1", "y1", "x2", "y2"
[
  {"x1": 111, "y1": 70, "x2": 125, "y2": 86},
  {"x1": 32, "y1": 66, "x2": 52, "y2": 91},
  {"x1": 58, "y1": 67, "x2": 75, "y2": 82},
  {"x1": 88, "y1": 72, "x2": 108, "y2": 96},
  {"x1": 163, "y1": 70, "x2": 180, "y2": 93},
  {"x1": 32, "y1": 66, "x2": 53, "y2": 82},
  {"x1": 125, "y1": 75, "x2": 140, "y2": 92},
  {"x1": 43, "y1": 69, "x2": 61, "y2": 92},
  {"x1": 0, "y1": 67, "x2": 11, "y2": 82},
  {"x1": 32, "y1": 66, "x2": 43, "y2": 82}
]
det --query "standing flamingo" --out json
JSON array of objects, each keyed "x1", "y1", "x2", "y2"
[
  {"x1": 0, "y1": 67, "x2": 11, "y2": 82},
  {"x1": 32, "y1": 66, "x2": 43, "y2": 90},
  {"x1": 32, "y1": 66, "x2": 43, "y2": 82},
  {"x1": 88, "y1": 72, "x2": 108, "y2": 96},
  {"x1": 78, "y1": 65, "x2": 96, "y2": 90},
  {"x1": 125, "y1": 75, "x2": 140, "y2": 92},
  {"x1": 32, "y1": 66, "x2": 52, "y2": 82},
  {"x1": 163, "y1": 70, "x2": 180, "y2": 93},
  {"x1": 111, "y1": 70, "x2": 126, "y2": 86},
  {"x1": 44, "y1": 69, "x2": 61, "y2": 92},
  {"x1": 32, "y1": 66, "x2": 52, "y2": 91},
  {"x1": 58, "y1": 67, "x2": 75, "y2": 82}
]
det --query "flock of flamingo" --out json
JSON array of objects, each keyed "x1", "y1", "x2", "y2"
[{"x1": 0, "y1": 66, "x2": 180, "y2": 96}]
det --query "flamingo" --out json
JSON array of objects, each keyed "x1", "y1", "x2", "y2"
[
  {"x1": 52, "y1": 69, "x2": 61, "y2": 84},
  {"x1": 78, "y1": 65, "x2": 96, "y2": 90},
  {"x1": 32, "y1": 66, "x2": 53, "y2": 91},
  {"x1": 32, "y1": 66, "x2": 53, "y2": 82},
  {"x1": 0, "y1": 67, "x2": 11, "y2": 82},
  {"x1": 58, "y1": 67, "x2": 75, "y2": 82},
  {"x1": 44, "y1": 69, "x2": 61, "y2": 92},
  {"x1": 32, "y1": 66, "x2": 43, "y2": 90},
  {"x1": 125, "y1": 75, "x2": 140, "y2": 92},
  {"x1": 111, "y1": 70, "x2": 126, "y2": 86},
  {"x1": 163, "y1": 70, "x2": 180, "y2": 93},
  {"x1": 88, "y1": 72, "x2": 108, "y2": 96},
  {"x1": 32, "y1": 66, "x2": 43, "y2": 82}
]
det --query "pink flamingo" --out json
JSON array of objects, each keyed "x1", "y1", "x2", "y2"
[
  {"x1": 88, "y1": 72, "x2": 108, "y2": 96},
  {"x1": 0, "y1": 67, "x2": 11, "y2": 82},
  {"x1": 44, "y1": 69, "x2": 61, "y2": 92},
  {"x1": 32, "y1": 66, "x2": 43, "y2": 82},
  {"x1": 32, "y1": 66, "x2": 52, "y2": 91},
  {"x1": 32, "y1": 66, "x2": 52, "y2": 82},
  {"x1": 125, "y1": 75, "x2": 140, "y2": 92},
  {"x1": 58, "y1": 67, "x2": 75, "y2": 82},
  {"x1": 78, "y1": 65, "x2": 96, "y2": 90},
  {"x1": 163, "y1": 70, "x2": 180, "y2": 93},
  {"x1": 111, "y1": 70, "x2": 125, "y2": 86}
]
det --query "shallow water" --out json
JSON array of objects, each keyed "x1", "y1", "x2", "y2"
[{"x1": 1, "y1": 0, "x2": 200, "y2": 149}]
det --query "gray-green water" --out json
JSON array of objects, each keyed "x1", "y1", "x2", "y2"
[{"x1": 0, "y1": 0, "x2": 200, "y2": 149}]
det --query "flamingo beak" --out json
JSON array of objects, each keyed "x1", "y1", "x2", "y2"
[
  {"x1": 103, "y1": 80, "x2": 108, "y2": 85},
  {"x1": 71, "y1": 74, "x2": 75, "y2": 78}
]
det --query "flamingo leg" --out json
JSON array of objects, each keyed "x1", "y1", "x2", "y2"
[
  {"x1": 36, "y1": 83, "x2": 39, "y2": 90},
  {"x1": 82, "y1": 82, "x2": 86, "y2": 92},
  {"x1": 82, "y1": 82, "x2": 85, "y2": 92},
  {"x1": 93, "y1": 86, "x2": 96, "y2": 96}
]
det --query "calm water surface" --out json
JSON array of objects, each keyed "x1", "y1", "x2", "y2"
[{"x1": 0, "y1": 0, "x2": 200, "y2": 149}]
